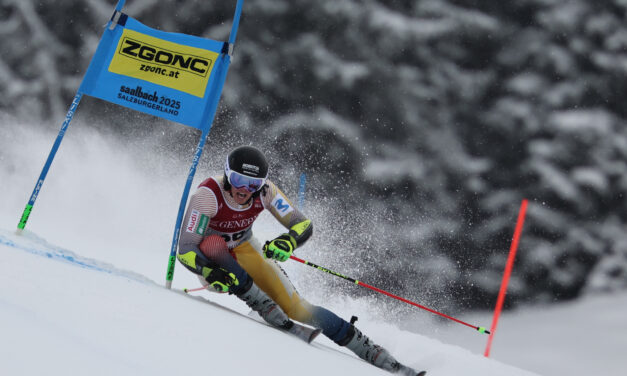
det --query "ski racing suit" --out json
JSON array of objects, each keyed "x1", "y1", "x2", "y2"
[{"x1": 177, "y1": 175, "x2": 352, "y2": 344}]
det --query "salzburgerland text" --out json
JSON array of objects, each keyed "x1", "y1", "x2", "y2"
[{"x1": 118, "y1": 85, "x2": 180, "y2": 115}]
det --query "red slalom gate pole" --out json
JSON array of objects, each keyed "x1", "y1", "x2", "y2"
[
  {"x1": 484, "y1": 199, "x2": 529, "y2": 357},
  {"x1": 290, "y1": 255, "x2": 490, "y2": 335}
]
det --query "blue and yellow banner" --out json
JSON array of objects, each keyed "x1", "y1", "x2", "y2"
[
  {"x1": 17, "y1": 0, "x2": 245, "y2": 288},
  {"x1": 79, "y1": 14, "x2": 227, "y2": 130}
]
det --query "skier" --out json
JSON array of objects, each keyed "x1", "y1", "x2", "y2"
[{"x1": 177, "y1": 145, "x2": 424, "y2": 376}]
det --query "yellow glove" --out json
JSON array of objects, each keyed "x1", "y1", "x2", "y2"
[
  {"x1": 263, "y1": 234, "x2": 297, "y2": 262},
  {"x1": 201, "y1": 266, "x2": 239, "y2": 292}
]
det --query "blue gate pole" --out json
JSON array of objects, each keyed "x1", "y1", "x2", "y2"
[
  {"x1": 165, "y1": 0, "x2": 245, "y2": 288},
  {"x1": 17, "y1": 93, "x2": 83, "y2": 232},
  {"x1": 165, "y1": 127, "x2": 210, "y2": 288},
  {"x1": 298, "y1": 173, "x2": 306, "y2": 210},
  {"x1": 16, "y1": 0, "x2": 127, "y2": 234}
]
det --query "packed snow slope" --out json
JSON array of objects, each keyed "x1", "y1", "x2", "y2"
[
  {"x1": 0, "y1": 229, "x2": 538, "y2": 376},
  {"x1": 1, "y1": 120, "x2": 625, "y2": 376}
]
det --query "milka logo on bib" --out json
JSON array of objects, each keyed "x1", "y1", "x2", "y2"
[{"x1": 271, "y1": 194, "x2": 293, "y2": 217}]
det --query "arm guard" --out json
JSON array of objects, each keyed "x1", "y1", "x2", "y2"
[{"x1": 288, "y1": 219, "x2": 313, "y2": 248}]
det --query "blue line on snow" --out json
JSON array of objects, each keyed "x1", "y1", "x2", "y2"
[{"x1": 0, "y1": 231, "x2": 152, "y2": 284}]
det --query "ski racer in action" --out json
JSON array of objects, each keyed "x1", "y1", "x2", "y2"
[{"x1": 177, "y1": 145, "x2": 424, "y2": 376}]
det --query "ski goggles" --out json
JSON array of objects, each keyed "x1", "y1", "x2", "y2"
[{"x1": 225, "y1": 164, "x2": 266, "y2": 193}]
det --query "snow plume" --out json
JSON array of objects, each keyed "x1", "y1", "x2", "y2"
[
  {"x1": 1, "y1": 112, "x2": 191, "y2": 282},
  {"x1": 1, "y1": 112, "x2": 416, "y2": 308}
]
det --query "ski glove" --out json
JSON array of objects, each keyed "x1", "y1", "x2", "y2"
[
  {"x1": 202, "y1": 265, "x2": 239, "y2": 293},
  {"x1": 263, "y1": 234, "x2": 297, "y2": 262}
]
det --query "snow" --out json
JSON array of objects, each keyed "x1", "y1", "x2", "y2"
[
  {"x1": 1, "y1": 120, "x2": 625, "y2": 376},
  {"x1": 571, "y1": 167, "x2": 609, "y2": 194},
  {"x1": 432, "y1": 293, "x2": 627, "y2": 376},
  {"x1": 2, "y1": 227, "x2": 626, "y2": 376},
  {"x1": 0, "y1": 229, "x2": 536, "y2": 376},
  {"x1": 548, "y1": 109, "x2": 613, "y2": 136}
]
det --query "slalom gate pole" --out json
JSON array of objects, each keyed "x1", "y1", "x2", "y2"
[
  {"x1": 289, "y1": 255, "x2": 490, "y2": 334},
  {"x1": 16, "y1": 0, "x2": 127, "y2": 235},
  {"x1": 17, "y1": 93, "x2": 83, "y2": 233},
  {"x1": 165, "y1": 128, "x2": 210, "y2": 289},
  {"x1": 164, "y1": 0, "x2": 245, "y2": 288},
  {"x1": 298, "y1": 173, "x2": 306, "y2": 210},
  {"x1": 484, "y1": 199, "x2": 528, "y2": 357}
]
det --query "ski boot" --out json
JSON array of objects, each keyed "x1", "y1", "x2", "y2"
[
  {"x1": 236, "y1": 280, "x2": 322, "y2": 343},
  {"x1": 236, "y1": 280, "x2": 291, "y2": 328},
  {"x1": 340, "y1": 325, "x2": 426, "y2": 375}
]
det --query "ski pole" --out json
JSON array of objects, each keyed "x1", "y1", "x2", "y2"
[
  {"x1": 289, "y1": 255, "x2": 490, "y2": 334},
  {"x1": 183, "y1": 286, "x2": 207, "y2": 293}
]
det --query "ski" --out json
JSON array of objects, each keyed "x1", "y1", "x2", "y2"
[
  {"x1": 179, "y1": 288, "x2": 322, "y2": 344},
  {"x1": 286, "y1": 321, "x2": 322, "y2": 344},
  {"x1": 395, "y1": 362, "x2": 426, "y2": 376},
  {"x1": 247, "y1": 309, "x2": 321, "y2": 344}
]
